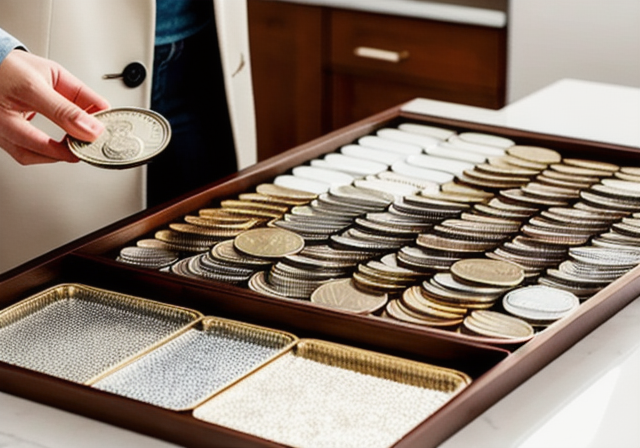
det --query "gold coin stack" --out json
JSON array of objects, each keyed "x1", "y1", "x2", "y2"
[
  {"x1": 119, "y1": 183, "x2": 316, "y2": 275},
  {"x1": 384, "y1": 258, "x2": 525, "y2": 329},
  {"x1": 460, "y1": 309, "x2": 534, "y2": 340}
]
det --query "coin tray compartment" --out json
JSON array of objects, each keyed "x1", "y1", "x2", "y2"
[
  {"x1": 91, "y1": 316, "x2": 297, "y2": 410},
  {"x1": 192, "y1": 338, "x2": 471, "y2": 448},
  {"x1": 0, "y1": 283, "x2": 202, "y2": 384}
]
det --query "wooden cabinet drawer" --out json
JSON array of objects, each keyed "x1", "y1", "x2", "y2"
[{"x1": 330, "y1": 9, "x2": 506, "y2": 103}]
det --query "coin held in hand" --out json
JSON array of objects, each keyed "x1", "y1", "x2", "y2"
[{"x1": 67, "y1": 107, "x2": 171, "y2": 168}]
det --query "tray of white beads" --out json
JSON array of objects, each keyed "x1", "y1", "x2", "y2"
[
  {"x1": 91, "y1": 316, "x2": 297, "y2": 410},
  {"x1": 0, "y1": 284, "x2": 201, "y2": 384},
  {"x1": 192, "y1": 339, "x2": 471, "y2": 448}
]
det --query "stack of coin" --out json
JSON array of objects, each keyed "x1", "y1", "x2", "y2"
[
  {"x1": 170, "y1": 239, "x2": 273, "y2": 284},
  {"x1": 614, "y1": 166, "x2": 640, "y2": 182},
  {"x1": 594, "y1": 212, "x2": 640, "y2": 249},
  {"x1": 484, "y1": 167, "x2": 634, "y2": 280},
  {"x1": 536, "y1": 158, "x2": 616, "y2": 189},
  {"x1": 460, "y1": 309, "x2": 535, "y2": 340},
  {"x1": 457, "y1": 145, "x2": 557, "y2": 193},
  {"x1": 260, "y1": 262, "x2": 339, "y2": 299},
  {"x1": 384, "y1": 258, "x2": 524, "y2": 328},
  {"x1": 136, "y1": 182, "x2": 316, "y2": 258},
  {"x1": 353, "y1": 211, "x2": 435, "y2": 239},
  {"x1": 248, "y1": 244, "x2": 377, "y2": 301},
  {"x1": 538, "y1": 246, "x2": 640, "y2": 299},
  {"x1": 353, "y1": 176, "x2": 422, "y2": 200},
  {"x1": 271, "y1": 184, "x2": 397, "y2": 244},
  {"x1": 390, "y1": 186, "x2": 500, "y2": 271},
  {"x1": 577, "y1": 178, "x2": 640, "y2": 214},
  {"x1": 384, "y1": 286, "x2": 467, "y2": 328},
  {"x1": 310, "y1": 278, "x2": 389, "y2": 314},
  {"x1": 116, "y1": 246, "x2": 179, "y2": 269},
  {"x1": 264, "y1": 250, "x2": 361, "y2": 299},
  {"x1": 149, "y1": 228, "x2": 228, "y2": 253},
  {"x1": 352, "y1": 257, "x2": 423, "y2": 295},
  {"x1": 273, "y1": 206, "x2": 353, "y2": 242},
  {"x1": 331, "y1": 227, "x2": 413, "y2": 252},
  {"x1": 502, "y1": 285, "x2": 580, "y2": 326}
]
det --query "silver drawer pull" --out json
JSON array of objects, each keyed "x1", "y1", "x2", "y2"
[{"x1": 354, "y1": 46, "x2": 409, "y2": 63}]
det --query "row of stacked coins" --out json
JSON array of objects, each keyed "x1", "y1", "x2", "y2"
[
  {"x1": 354, "y1": 144, "x2": 560, "y2": 301},
  {"x1": 116, "y1": 122, "x2": 499, "y2": 286},
  {"x1": 253, "y1": 124, "x2": 516, "y2": 298},
  {"x1": 486, "y1": 157, "x2": 622, "y2": 280},
  {"x1": 535, "y1": 177, "x2": 640, "y2": 298},
  {"x1": 325, "y1": 142, "x2": 628, "y2": 336},
  {"x1": 117, "y1": 183, "x2": 316, "y2": 277},
  {"x1": 381, "y1": 157, "x2": 640, "y2": 335},
  {"x1": 116, "y1": 121, "x2": 640, "y2": 339}
]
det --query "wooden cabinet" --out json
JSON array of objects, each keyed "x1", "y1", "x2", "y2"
[{"x1": 248, "y1": 0, "x2": 507, "y2": 160}]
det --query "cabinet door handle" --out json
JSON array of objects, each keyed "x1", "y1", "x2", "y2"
[{"x1": 354, "y1": 46, "x2": 409, "y2": 63}]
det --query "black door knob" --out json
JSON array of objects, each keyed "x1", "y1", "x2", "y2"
[{"x1": 103, "y1": 62, "x2": 147, "y2": 88}]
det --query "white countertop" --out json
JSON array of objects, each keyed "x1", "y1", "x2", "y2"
[
  {"x1": 2, "y1": 79, "x2": 640, "y2": 448},
  {"x1": 403, "y1": 78, "x2": 640, "y2": 149},
  {"x1": 268, "y1": 0, "x2": 507, "y2": 28}
]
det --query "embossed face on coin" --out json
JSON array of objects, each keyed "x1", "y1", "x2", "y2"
[{"x1": 68, "y1": 107, "x2": 171, "y2": 168}]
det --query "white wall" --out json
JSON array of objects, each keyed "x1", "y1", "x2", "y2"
[{"x1": 508, "y1": 0, "x2": 640, "y2": 102}]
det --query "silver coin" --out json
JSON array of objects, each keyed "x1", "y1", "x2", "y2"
[
  {"x1": 568, "y1": 246, "x2": 640, "y2": 267},
  {"x1": 405, "y1": 154, "x2": 474, "y2": 175},
  {"x1": 322, "y1": 153, "x2": 388, "y2": 176},
  {"x1": 457, "y1": 132, "x2": 515, "y2": 149},
  {"x1": 426, "y1": 143, "x2": 487, "y2": 165},
  {"x1": 376, "y1": 127, "x2": 441, "y2": 150},
  {"x1": 397, "y1": 122, "x2": 455, "y2": 140},
  {"x1": 339, "y1": 144, "x2": 404, "y2": 165},
  {"x1": 291, "y1": 166, "x2": 355, "y2": 187},
  {"x1": 358, "y1": 135, "x2": 423, "y2": 155},
  {"x1": 353, "y1": 179, "x2": 418, "y2": 199},
  {"x1": 68, "y1": 107, "x2": 171, "y2": 168},
  {"x1": 391, "y1": 160, "x2": 454, "y2": 184},
  {"x1": 274, "y1": 175, "x2": 330, "y2": 194},
  {"x1": 502, "y1": 285, "x2": 579, "y2": 325},
  {"x1": 447, "y1": 135, "x2": 506, "y2": 157}
]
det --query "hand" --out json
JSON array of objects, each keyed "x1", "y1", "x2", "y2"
[{"x1": 0, "y1": 49, "x2": 110, "y2": 165}]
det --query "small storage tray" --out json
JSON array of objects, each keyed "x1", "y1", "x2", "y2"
[
  {"x1": 91, "y1": 316, "x2": 297, "y2": 410},
  {"x1": 193, "y1": 338, "x2": 471, "y2": 448},
  {"x1": 0, "y1": 284, "x2": 201, "y2": 384}
]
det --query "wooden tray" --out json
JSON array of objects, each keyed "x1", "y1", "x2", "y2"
[{"x1": 1, "y1": 103, "x2": 639, "y2": 447}]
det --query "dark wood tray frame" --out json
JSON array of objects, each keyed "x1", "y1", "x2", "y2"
[{"x1": 2, "y1": 103, "x2": 640, "y2": 448}]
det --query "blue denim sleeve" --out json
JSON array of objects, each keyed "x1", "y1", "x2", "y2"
[{"x1": 0, "y1": 27, "x2": 26, "y2": 65}]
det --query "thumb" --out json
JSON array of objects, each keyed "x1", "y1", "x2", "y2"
[{"x1": 46, "y1": 94, "x2": 106, "y2": 142}]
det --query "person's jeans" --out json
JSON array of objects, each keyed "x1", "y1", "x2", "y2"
[{"x1": 148, "y1": 19, "x2": 237, "y2": 207}]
